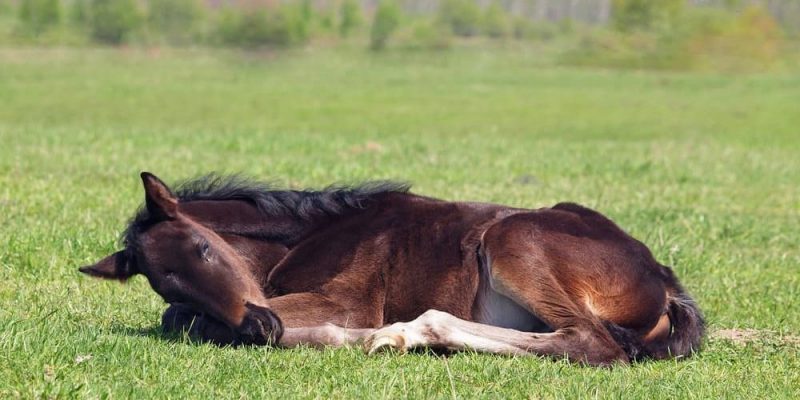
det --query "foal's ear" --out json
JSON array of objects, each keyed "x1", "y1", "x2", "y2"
[
  {"x1": 79, "y1": 251, "x2": 138, "y2": 281},
  {"x1": 141, "y1": 172, "x2": 178, "y2": 220}
]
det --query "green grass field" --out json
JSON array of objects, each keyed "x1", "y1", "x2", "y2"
[{"x1": 1, "y1": 45, "x2": 799, "y2": 398}]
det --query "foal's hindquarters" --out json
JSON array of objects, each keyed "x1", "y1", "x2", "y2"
[
  {"x1": 365, "y1": 204, "x2": 704, "y2": 365},
  {"x1": 163, "y1": 203, "x2": 703, "y2": 366}
]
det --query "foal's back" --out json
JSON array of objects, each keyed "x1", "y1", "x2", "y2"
[{"x1": 266, "y1": 192, "x2": 517, "y2": 324}]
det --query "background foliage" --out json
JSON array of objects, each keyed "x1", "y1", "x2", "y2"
[{"x1": 1, "y1": 0, "x2": 798, "y2": 71}]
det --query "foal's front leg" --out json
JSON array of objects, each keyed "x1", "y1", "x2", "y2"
[
  {"x1": 162, "y1": 305, "x2": 374, "y2": 348},
  {"x1": 281, "y1": 325, "x2": 376, "y2": 348}
]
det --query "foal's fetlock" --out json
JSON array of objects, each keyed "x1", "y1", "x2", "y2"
[{"x1": 580, "y1": 337, "x2": 630, "y2": 366}]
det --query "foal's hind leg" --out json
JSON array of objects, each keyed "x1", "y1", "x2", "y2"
[
  {"x1": 367, "y1": 216, "x2": 654, "y2": 366},
  {"x1": 365, "y1": 308, "x2": 626, "y2": 366},
  {"x1": 478, "y1": 255, "x2": 629, "y2": 365},
  {"x1": 366, "y1": 309, "x2": 540, "y2": 356}
]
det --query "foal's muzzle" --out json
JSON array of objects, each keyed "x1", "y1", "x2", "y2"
[{"x1": 236, "y1": 302, "x2": 284, "y2": 346}]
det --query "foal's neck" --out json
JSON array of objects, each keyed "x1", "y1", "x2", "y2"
[
  {"x1": 179, "y1": 198, "x2": 366, "y2": 294},
  {"x1": 178, "y1": 199, "x2": 351, "y2": 246}
]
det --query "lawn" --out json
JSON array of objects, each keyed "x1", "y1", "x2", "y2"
[{"x1": 1, "y1": 44, "x2": 798, "y2": 398}]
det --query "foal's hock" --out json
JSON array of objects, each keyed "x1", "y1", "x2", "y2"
[{"x1": 80, "y1": 172, "x2": 704, "y2": 366}]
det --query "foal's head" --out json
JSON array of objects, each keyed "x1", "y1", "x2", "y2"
[{"x1": 79, "y1": 172, "x2": 282, "y2": 344}]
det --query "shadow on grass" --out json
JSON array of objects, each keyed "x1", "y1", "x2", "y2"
[
  {"x1": 109, "y1": 323, "x2": 234, "y2": 347},
  {"x1": 109, "y1": 323, "x2": 286, "y2": 350},
  {"x1": 111, "y1": 324, "x2": 183, "y2": 342}
]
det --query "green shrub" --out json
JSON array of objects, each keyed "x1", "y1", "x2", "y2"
[
  {"x1": 217, "y1": 9, "x2": 269, "y2": 47},
  {"x1": 558, "y1": 18, "x2": 576, "y2": 35},
  {"x1": 612, "y1": 0, "x2": 683, "y2": 32},
  {"x1": 438, "y1": 0, "x2": 481, "y2": 37},
  {"x1": 316, "y1": 8, "x2": 336, "y2": 33},
  {"x1": 295, "y1": 0, "x2": 317, "y2": 34},
  {"x1": 482, "y1": 1, "x2": 509, "y2": 39},
  {"x1": 0, "y1": 1, "x2": 12, "y2": 16},
  {"x1": 404, "y1": 19, "x2": 452, "y2": 50},
  {"x1": 216, "y1": 5, "x2": 308, "y2": 48},
  {"x1": 148, "y1": 0, "x2": 204, "y2": 45},
  {"x1": 88, "y1": 0, "x2": 141, "y2": 44},
  {"x1": 299, "y1": 0, "x2": 313, "y2": 22},
  {"x1": 284, "y1": 4, "x2": 311, "y2": 44},
  {"x1": 339, "y1": 0, "x2": 362, "y2": 37},
  {"x1": 563, "y1": 5, "x2": 785, "y2": 72},
  {"x1": 215, "y1": 9, "x2": 241, "y2": 44},
  {"x1": 18, "y1": 0, "x2": 61, "y2": 36},
  {"x1": 687, "y1": 5, "x2": 783, "y2": 71},
  {"x1": 370, "y1": 0, "x2": 400, "y2": 51},
  {"x1": 511, "y1": 17, "x2": 558, "y2": 41},
  {"x1": 70, "y1": 0, "x2": 87, "y2": 25}
]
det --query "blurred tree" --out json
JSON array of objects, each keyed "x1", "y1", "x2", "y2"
[
  {"x1": 216, "y1": 5, "x2": 308, "y2": 48},
  {"x1": 612, "y1": 0, "x2": 684, "y2": 32},
  {"x1": 483, "y1": 1, "x2": 510, "y2": 39},
  {"x1": 409, "y1": 19, "x2": 452, "y2": 49},
  {"x1": 438, "y1": 0, "x2": 482, "y2": 37},
  {"x1": 88, "y1": 0, "x2": 141, "y2": 44},
  {"x1": 148, "y1": 0, "x2": 204, "y2": 44},
  {"x1": 339, "y1": 0, "x2": 362, "y2": 37},
  {"x1": 19, "y1": 0, "x2": 61, "y2": 35},
  {"x1": 70, "y1": 0, "x2": 87, "y2": 25},
  {"x1": 370, "y1": 0, "x2": 400, "y2": 50},
  {"x1": 300, "y1": 0, "x2": 313, "y2": 23},
  {"x1": 284, "y1": 3, "x2": 311, "y2": 45}
]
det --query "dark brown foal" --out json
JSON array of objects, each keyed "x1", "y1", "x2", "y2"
[{"x1": 80, "y1": 173, "x2": 703, "y2": 366}]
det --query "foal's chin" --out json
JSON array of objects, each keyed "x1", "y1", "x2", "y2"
[{"x1": 236, "y1": 302, "x2": 284, "y2": 346}]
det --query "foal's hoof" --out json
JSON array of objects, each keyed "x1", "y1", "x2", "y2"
[
  {"x1": 364, "y1": 322, "x2": 427, "y2": 355},
  {"x1": 365, "y1": 333, "x2": 407, "y2": 355}
]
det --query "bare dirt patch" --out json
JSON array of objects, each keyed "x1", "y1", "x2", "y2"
[{"x1": 712, "y1": 329, "x2": 800, "y2": 346}]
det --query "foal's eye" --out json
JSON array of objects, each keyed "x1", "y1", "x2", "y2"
[{"x1": 199, "y1": 242, "x2": 210, "y2": 260}]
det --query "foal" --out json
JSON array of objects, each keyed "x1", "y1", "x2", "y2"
[{"x1": 80, "y1": 173, "x2": 704, "y2": 366}]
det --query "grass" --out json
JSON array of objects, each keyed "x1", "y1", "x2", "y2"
[{"x1": 1, "y1": 44, "x2": 798, "y2": 398}]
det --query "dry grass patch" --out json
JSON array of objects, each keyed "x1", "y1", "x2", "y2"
[{"x1": 712, "y1": 329, "x2": 800, "y2": 346}]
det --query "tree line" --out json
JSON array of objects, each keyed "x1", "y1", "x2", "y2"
[{"x1": 2, "y1": 0, "x2": 796, "y2": 71}]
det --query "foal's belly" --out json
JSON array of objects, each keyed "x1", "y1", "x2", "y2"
[{"x1": 475, "y1": 287, "x2": 552, "y2": 333}]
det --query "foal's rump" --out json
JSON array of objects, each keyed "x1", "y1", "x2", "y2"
[{"x1": 474, "y1": 203, "x2": 704, "y2": 362}]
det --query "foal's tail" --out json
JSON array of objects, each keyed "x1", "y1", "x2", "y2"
[
  {"x1": 642, "y1": 262, "x2": 705, "y2": 360},
  {"x1": 605, "y1": 269, "x2": 705, "y2": 361},
  {"x1": 645, "y1": 288, "x2": 705, "y2": 359}
]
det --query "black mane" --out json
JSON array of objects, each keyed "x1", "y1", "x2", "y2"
[{"x1": 122, "y1": 174, "x2": 410, "y2": 247}]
